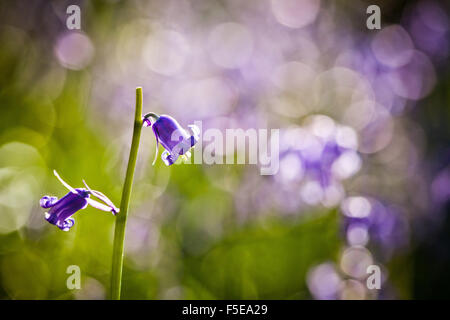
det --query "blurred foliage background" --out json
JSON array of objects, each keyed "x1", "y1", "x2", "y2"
[{"x1": 0, "y1": 0, "x2": 449, "y2": 299}]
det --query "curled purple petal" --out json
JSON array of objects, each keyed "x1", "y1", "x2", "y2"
[
  {"x1": 161, "y1": 150, "x2": 177, "y2": 166},
  {"x1": 57, "y1": 218, "x2": 75, "y2": 232},
  {"x1": 40, "y1": 196, "x2": 58, "y2": 209}
]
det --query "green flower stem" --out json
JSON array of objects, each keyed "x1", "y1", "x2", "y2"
[
  {"x1": 110, "y1": 87, "x2": 143, "y2": 300},
  {"x1": 143, "y1": 112, "x2": 160, "y2": 121}
]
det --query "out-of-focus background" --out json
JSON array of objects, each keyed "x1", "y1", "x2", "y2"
[{"x1": 0, "y1": 0, "x2": 449, "y2": 299}]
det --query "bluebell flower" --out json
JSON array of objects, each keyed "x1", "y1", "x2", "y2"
[
  {"x1": 143, "y1": 113, "x2": 199, "y2": 166},
  {"x1": 40, "y1": 170, "x2": 119, "y2": 231}
]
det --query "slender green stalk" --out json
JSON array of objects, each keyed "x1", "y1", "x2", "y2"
[
  {"x1": 110, "y1": 87, "x2": 143, "y2": 300},
  {"x1": 143, "y1": 112, "x2": 160, "y2": 121}
]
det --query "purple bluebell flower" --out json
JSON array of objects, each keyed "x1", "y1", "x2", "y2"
[
  {"x1": 143, "y1": 113, "x2": 200, "y2": 166},
  {"x1": 40, "y1": 170, "x2": 119, "y2": 231},
  {"x1": 341, "y1": 197, "x2": 409, "y2": 259}
]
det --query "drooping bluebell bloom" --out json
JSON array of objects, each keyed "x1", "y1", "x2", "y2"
[
  {"x1": 40, "y1": 170, "x2": 119, "y2": 231},
  {"x1": 143, "y1": 113, "x2": 199, "y2": 166}
]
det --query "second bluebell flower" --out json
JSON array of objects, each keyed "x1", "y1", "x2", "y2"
[
  {"x1": 143, "y1": 113, "x2": 199, "y2": 166},
  {"x1": 40, "y1": 170, "x2": 119, "y2": 231}
]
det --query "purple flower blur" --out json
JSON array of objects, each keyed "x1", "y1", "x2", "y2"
[
  {"x1": 40, "y1": 170, "x2": 119, "y2": 231},
  {"x1": 341, "y1": 197, "x2": 409, "y2": 258},
  {"x1": 143, "y1": 113, "x2": 199, "y2": 166}
]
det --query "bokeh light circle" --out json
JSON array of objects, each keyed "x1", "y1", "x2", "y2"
[
  {"x1": 208, "y1": 22, "x2": 254, "y2": 69},
  {"x1": 54, "y1": 32, "x2": 95, "y2": 70}
]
